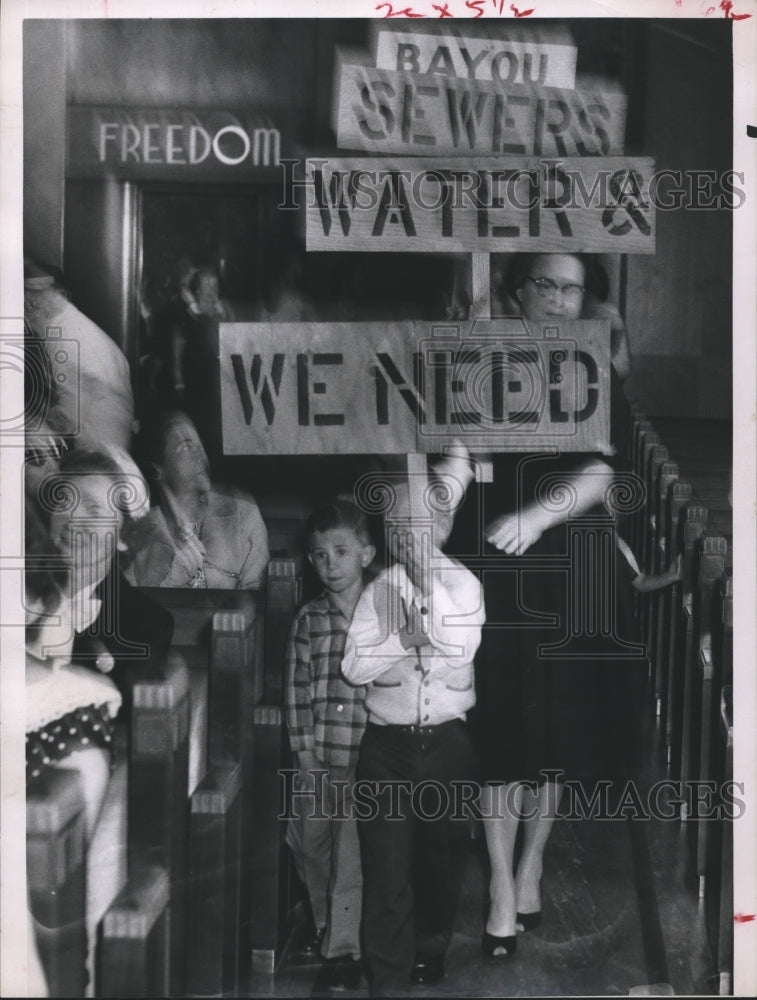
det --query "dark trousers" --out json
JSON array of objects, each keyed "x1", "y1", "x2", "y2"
[{"x1": 356, "y1": 720, "x2": 474, "y2": 996}]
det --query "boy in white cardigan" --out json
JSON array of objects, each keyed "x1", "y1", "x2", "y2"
[{"x1": 342, "y1": 460, "x2": 482, "y2": 998}]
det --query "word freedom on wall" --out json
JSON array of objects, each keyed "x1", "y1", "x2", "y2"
[{"x1": 67, "y1": 107, "x2": 288, "y2": 180}]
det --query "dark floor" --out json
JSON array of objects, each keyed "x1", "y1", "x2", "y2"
[{"x1": 249, "y1": 712, "x2": 716, "y2": 998}]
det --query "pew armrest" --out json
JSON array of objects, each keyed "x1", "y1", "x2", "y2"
[
  {"x1": 699, "y1": 633, "x2": 713, "y2": 680},
  {"x1": 720, "y1": 686, "x2": 733, "y2": 749}
]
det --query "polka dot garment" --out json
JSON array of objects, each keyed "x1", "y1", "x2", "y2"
[{"x1": 26, "y1": 704, "x2": 115, "y2": 784}]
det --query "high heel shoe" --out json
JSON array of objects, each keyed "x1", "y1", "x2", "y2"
[
  {"x1": 516, "y1": 911, "x2": 542, "y2": 932},
  {"x1": 482, "y1": 932, "x2": 517, "y2": 959}
]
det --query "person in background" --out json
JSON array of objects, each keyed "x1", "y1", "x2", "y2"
[
  {"x1": 285, "y1": 500, "x2": 376, "y2": 994},
  {"x1": 447, "y1": 252, "x2": 644, "y2": 963},
  {"x1": 26, "y1": 446, "x2": 174, "y2": 992},
  {"x1": 25, "y1": 487, "x2": 121, "y2": 828},
  {"x1": 188, "y1": 264, "x2": 235, "y2": 324},
  {"x1": 496, "y1": 251, "x2": 632, "y2": 381},
  {"x1": 127, "y1": 409, "x2": 269, "y2": 589},
  {"x1": 25, "y1": 485, "x2": 123, "y2": 999},
  {"x1": 143, "y1": 258, "x2": 231, "y2": 454},
  {"x1": 446, "y1": 252, "x2": 632, "y2": 382},
  {"x1": 27, "y1": 444, "x2": 173, "y2": 690},
  {"x1": 24, "y1": 260, "x2": 147, "y2": 508},
  {"x1": 341, "y1": 463, "x2": 483, "y2": 997},
  {"x1": 24, "y1": 260, "x2": 135, "y2": 454}
]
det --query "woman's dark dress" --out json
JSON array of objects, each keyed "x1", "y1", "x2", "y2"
[{"x1": 448, "y1": 378, "x2": 646, "y2": 786}]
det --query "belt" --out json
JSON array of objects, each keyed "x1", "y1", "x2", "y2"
[{"x1": 371, "y1": 719, "x2": 460, "y2": 737}]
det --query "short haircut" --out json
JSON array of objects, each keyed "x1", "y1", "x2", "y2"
[
  {"x1": 136, "y1": 407, "x2": 196, "y2": 473},
  {"x1": 305, "y1": 499, "x2": 371, "y2": 548}
]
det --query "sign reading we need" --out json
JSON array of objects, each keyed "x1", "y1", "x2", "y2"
[
  {"x1": 220, "y1": 320, "x2": 611, "y2": 456},
  {"x1": 304, "y1": 157, "x2": 656, "y2": 254}
]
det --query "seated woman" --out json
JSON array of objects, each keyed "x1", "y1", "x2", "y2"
[
  {"x1": 128, "y1": 409, "x2": 270, "y2": 589},
  {"x1": 27, "y1": 446, "x2": 175, "y2": 993},
  {"x1": 25, "y1": 486, "x2": 124, "y2": 998},
  {"x1": 25, "y1": 487, "x2": 121, "y2": 828}
]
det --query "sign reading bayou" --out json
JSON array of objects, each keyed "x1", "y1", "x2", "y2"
[
  {"x1": 371, "y1": 24, "x2": 579, "y2": 87},
  {"x1": 220, "y1": 321, "x2": 612, "y2": 456}
]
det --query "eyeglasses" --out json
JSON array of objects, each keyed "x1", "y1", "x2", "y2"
[{"x1": 524, "y1": 276, "x2": 585, "y2": 300}]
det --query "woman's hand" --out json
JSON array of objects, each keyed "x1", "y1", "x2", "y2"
[
  {"x1": 172, "y1": 533, "x2": 206, "y2": 580},
  {"x1": 486, "y1": 504, "x2": 550, "y2": 556}
]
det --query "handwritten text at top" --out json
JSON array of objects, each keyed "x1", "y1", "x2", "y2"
[{"x1": 375, "y1": 0, "x2": 752, "y2": 18}]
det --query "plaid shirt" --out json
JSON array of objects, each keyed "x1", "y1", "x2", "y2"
[{"x1": 285, "y1": 592, "x2": 367, "y2": 768}]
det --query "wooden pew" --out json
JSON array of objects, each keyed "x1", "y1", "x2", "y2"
[
  {"x1": 209, "y1": 604, "x2": 262, "y2": 763},
  {"x1": 641, "y1": 443, "x2": 668, "y2": 578},
  {"x1": 656, "y1": 479, "x2": 691, "y2": 766},
  {"x1": 186, "y1": 763, "x2": 243, "y2": 997},
  {"x1": 629, "y1": 416, "x2": 653, "y2": 485},
  {"x1": 692, "y1": 541, "x2": 728, "y2": 895},
  {"x1": 657, "y1": 480, "x2": 692, "y2": 748},
  {"x1": 249, "y1": 705, "x2": 300, "y2": 974},
  {"x1": 631, "y1": 426, "x2": 659, "y2": 561},
  {"x1": 679, "y1": 534, "x2": 726, "y2": 830},
  {"x1": 97, "y1": 865, "x2": 170, "y2": 998},
  {"x1": 625, "y1": 408, "x2": 647, "y2": 482},
  {"x1": 697, "y1": 569, "x2": 732, "y2": 913},
  {"x1": 27, "y1": 769, "x2": 88, "y2": 998},
  {"x1": 127, "y1": 653, "x2": 191, "y2": 996},
  {"x1": 210, "y1": 605, "x2": 262, "y2": 993},
  {"x1": 668, "y1": 504, "x2": 708, "y2": 782},
  {"x1": 250, "y1": 553, "x2": 305, "y2": 974},
  {"x1": 85, "y1": 572, "x2": 292, "y2": 996},
  {"x1": 126, "y1": 588, "x2": 262, "y2": 996},
  {"x1": 646, "y1": 460, "x2": 679, "y2": 715}
]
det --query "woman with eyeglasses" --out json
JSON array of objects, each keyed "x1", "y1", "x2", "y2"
[
  {"x1": 446, "y1": 253, "x2": 644, "y2": 960},
  {"x1": 497, "y1": 252, "x2": 632, "y2": 381}
]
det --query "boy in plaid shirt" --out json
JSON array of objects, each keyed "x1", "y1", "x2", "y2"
[{"x1": 285, "y1": 500, "x2": 376, "y2": 990}]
